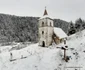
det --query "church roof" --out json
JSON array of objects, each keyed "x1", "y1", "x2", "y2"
[
  {"x1": 54, "y1": 27, "x2": 68, "y2": 39},
  {"x1": 43, "y1": 8, "x2": 48, "y2": 16},
  {"x1": 39, "y1": 8, "x2": 52, "y2": 20}
]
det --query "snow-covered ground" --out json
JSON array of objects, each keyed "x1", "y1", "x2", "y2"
[
  {"x1": 0, "y1": 30, "x2": 85, "y2": 70},
  {"x1": 0, "y1": 43, "x2": 63, "y2": 70}
]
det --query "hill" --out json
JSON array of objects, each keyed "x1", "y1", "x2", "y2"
[
  {"x1": 0, "y1": 29, "x2": 85, "y2": 70},
  {"x1": 0, "y1": 14, "x2": 70, "y2": 43}
]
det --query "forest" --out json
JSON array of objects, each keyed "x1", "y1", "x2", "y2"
[{"x1": 0, "y1": 14, "x2": 84, "y2": 43}]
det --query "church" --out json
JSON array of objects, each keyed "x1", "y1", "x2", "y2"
[{"x1": 38, "y1": 8, "x2": 67, "y2": 47}]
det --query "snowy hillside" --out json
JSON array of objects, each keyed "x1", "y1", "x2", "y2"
[
  {"x1": 64, "y1": 30, "x2": 85, "y2": 70},
  {"x1": 0, "y1": 30, "x2": 85, "y2": 70}
]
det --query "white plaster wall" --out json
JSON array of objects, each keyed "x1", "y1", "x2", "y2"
[
  {"x1": 39, "y1": 19, "x2": 47, "y2": 27},
  {"x1": 47, "y1": 19, "x2": 53, "y2": 27},
  {"x1": 38, "y1": 17, "x2": 54, "y2": 46},
  {"x1": 47, "y1": 27, "x2": 54, "y2": 46},
  {"x1": 39, "y1": 27, "x2": 48, "y2": 46},
  {"x1": 39, "y1": 18, "x2": 53, "y2": 27}
]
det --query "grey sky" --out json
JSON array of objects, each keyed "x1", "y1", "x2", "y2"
[{"x1": 0, "y1": 0, "x2": 85, "y2": 22}]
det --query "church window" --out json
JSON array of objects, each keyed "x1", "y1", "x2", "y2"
[
  {"x1": 42, "y1": 22, "x2": 44, "y2": 27},
  {"x1": 50, "y1": 22, "x2": 51, "y2": 26},
  {"x1": 42, "y1": 31, "x2": 44, "y2": 34}
]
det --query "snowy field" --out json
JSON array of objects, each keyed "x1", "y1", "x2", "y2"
[{"x1": 0, "y1": 30, "x2": 85, "y2": 70}]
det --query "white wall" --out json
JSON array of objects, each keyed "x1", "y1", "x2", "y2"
[{"x1": 39, "y1": 17, "x2": 54, "y2": 47}]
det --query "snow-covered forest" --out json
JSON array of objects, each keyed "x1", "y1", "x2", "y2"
[{"x1": 0, "y1": 14, "x2": 85, "y2": 43}]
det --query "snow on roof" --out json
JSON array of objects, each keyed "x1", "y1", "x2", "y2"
[
  {"x1": 39, "y1": 8, "x2": 53, "y2": 20},
  {"x1": 54, "y1": 27, "x2": 68, "y2": 39},
  {"x1": 39, "y1": 15, "x2": 52, "y2": 20}
]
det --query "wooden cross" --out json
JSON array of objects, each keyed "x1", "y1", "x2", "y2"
[
  {"x1": 57, "y1": 39, "x2": 68, "y2": 62},
  {"x1": 61, "y1": 46, "x2": 68, "y2": 61}
]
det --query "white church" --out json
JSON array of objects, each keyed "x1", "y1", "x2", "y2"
[{"x1": 38, "y1": 8, "x2": 67, "y2": 47}]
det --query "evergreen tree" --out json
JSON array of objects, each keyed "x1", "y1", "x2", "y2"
[
  {"x1": 68, "y1": 21, "x2": 76, "y2": 35},
  {"x1": 75, "y1": 18, "x2": 83, "y2": 32}
]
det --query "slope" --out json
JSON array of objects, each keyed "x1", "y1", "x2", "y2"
[{"x1": 0, "y1": 29, "x2": 85, "y2": 70}]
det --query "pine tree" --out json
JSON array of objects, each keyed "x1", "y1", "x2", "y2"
[{"x1": 68, "y1": 21, "x2": 76, "y2": 35}]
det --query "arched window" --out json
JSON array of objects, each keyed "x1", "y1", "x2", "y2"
[
  {"x1": 42, "y1": 22, "x2": 44, "y2": 27},
  {"x1": 50, "y1": 22, "x2": 51, "y2": 26}
]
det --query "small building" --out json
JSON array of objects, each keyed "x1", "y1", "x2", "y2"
[
  {"x1": 53, "y1": 27, "x2": 67, "y2": 44},
  {"x1": 38, "y1": 8, "x2": 68, "y2": 47}
]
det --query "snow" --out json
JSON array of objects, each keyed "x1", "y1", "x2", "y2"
[
  {"x1": 39, "y1": 15, "x2": 52, "y2": 20},
  {"x1": 0, "y1": 44, "x2": 63, "y2": 70},
  {"x1": 0, "y1": 29, "x2": 85, "y2": 70},
  {"x1": 54, "y1": 27, "x2": 68, "y2": 39},
  {"x1": 60, "y1": 30, "x2": 85, "y2": 70}
]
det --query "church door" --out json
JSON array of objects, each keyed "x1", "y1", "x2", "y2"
[{"x1": 42, "y1": 41, "x2": 45, "y2": 47}]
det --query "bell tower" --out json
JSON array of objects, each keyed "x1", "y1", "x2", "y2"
[{"x1": 38, "y1": 8, "x2": 54, "y2": 47}]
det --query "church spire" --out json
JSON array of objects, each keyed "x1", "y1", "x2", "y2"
[{"x1": 43, "y1": 7, "x2": 48, "y2": 16}]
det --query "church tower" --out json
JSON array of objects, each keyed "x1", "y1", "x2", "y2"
[{"x1": 38, "y1": 8, "x2": 54, "y2": 47}]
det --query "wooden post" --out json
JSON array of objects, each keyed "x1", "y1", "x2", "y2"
[
  {"x1": 10, "y1": 52, "x2": 13, "y2": 61},
  {"x1": 64, "y1": 39, "x2": 67, "y2": 61},
  {"x1": 64, "y1": 39, "x2": 66, "y2": 44},
  {"x1": 61, "y1": 47, "x2": 67, "y2": 61},
  {"x1": 64, "y1": 49, "x2": 66, "y2": 60}
]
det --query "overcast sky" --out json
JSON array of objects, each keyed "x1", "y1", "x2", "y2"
[{"x1": 0, "y1": 0, "x2": 85, "y2": 22}]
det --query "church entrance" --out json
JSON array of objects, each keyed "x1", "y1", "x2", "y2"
[{"x1": 42, "y1": 41, "x2": 45, "y2": 47}]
